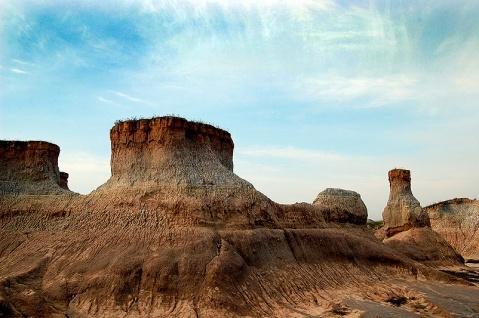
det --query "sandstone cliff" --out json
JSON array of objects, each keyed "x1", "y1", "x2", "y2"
[
  {"x1": 0, "y1": 140, "x2": 70, "y2": 195},
  {"x1": 426, "y1": 198, "x2": 479, "y2": 263},
  {"x1": 0, "y1": 118, "x2": 477, "y2": 317}
]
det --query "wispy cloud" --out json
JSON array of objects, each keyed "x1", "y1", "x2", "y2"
[
  {"x1": 294, "y1": 74, "x2": 417, "y2": 107},
  {"x1": 97, "y1": 96, "x2": 116, "y2": 104},
  {"x1": 12, "y1": 58, "x2": 34, "y2": 66},
  {"x1": 110, "y1": 90, "x2": 152, "y2": 105},
  {"x1": 10, "y1": 68, "x2": 29, "y2": 74},
  {"x1": 137, "y1": 0, "x2": 338, "y2": 13}
]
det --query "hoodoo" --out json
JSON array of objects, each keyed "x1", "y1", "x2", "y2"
[
  {"x1": 0, "y1": 140, "x2": 68, "y2": 195},
  {"x1": 381, "y1": 169, "x2": 463, "y2": 266},
  {"x1": 382, "y1": 169, "x2": 429, "y2": 237},
  {"x1": 313, "y1": 188, "x2": 367, "y2": 225}
]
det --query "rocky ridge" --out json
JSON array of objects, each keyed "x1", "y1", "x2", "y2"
[
  {"x1": 426, "y1": 198, "x2": 479, "y2": 263},
  {"x1": 0, "y1": 140, "x2": 70, "y2": 195}
]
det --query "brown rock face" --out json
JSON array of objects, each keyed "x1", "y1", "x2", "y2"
[
  {"x1": 59, "y1": 172, "x2": 69, "y2": 190},
  {"x1": 0, "y1": 140, "x2": 67, "y2": 194},
  {"x1": 313, "y1": 188, "x2": 368, "y2": 225},
  {"x1": 382, "y1": 169, "x2": 430, "y2": 237},
  {"x1": 88, "y1": 116, "x2": 280, "y2": 229},
  {"x1": 426, "y1": 198, "x2": 479, "y2": 263},
  {"x1": 109, "y1": 117, "x2": 233, "y2": 184}
]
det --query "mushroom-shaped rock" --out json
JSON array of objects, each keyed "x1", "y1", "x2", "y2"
[
  {"x1": 0, "y1": 140, "x2": 69, "y2": 195},
  {"x1": 313, "y1": 188, "x2": 368, "y2": 225},
  {"x1": 382, "y1": 169, "x2": 430, "y2": 237}
]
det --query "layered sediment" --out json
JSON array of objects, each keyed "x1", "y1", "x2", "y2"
[
  {"x1": 426, "y1": 198, "x2": 479, "y2": 263},
  {"x1": 0, "y1": 117, "x2": 477, "y2": 317},
  {"x1": 109, "y1": 117, "x2": 234, "y2": 183},
  {"x1": 0, "y1": 140, "x2": 69, "y2": 195}
]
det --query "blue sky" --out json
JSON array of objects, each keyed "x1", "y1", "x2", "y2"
[{"x1": 1, "y1": 0, "x2": 478, "y2": 219}]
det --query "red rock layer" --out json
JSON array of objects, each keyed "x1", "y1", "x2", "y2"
[
  {"x1": 110, "y1": 117, "x2": 233, "y2": 182},
  {"x1": 388, "y1": 169, "x2": 412, "y2": 193}
]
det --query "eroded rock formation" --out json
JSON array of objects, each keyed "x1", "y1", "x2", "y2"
[
  {"x1": 426, "y1": 198, "x2": 479, "y2": 263},
  {"x1": 0, "y1": 140, "x2": 69, "y2": 195},
  {"x1": 313, "y1": 188, "x2": 368, "y2": 225},
  {"x1": 0, "y1": 117, "x2": 477, "y2": 317},
  {"x1": 382, "y1": 169, "x2": 430, "y2": 237},
  {"x1": 380, "y1": 169, "x2": 463, "y2": 266},
  {"x1": 109, "y1": 117, "x2": 233, "y2": 182},
  {"x1": 89, "y1": 116, "x2": 280, "y2": 228}
]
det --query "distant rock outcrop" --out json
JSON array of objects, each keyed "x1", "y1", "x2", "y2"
[
  {"x1": 382, "y1": 169, "x2": 430, "y2": 237},
  {"x1": 0, "y1": 140, "x2": 69, "y2": 195},
  {"x1": 426, "y1": 198, "x2": 479, "y2": 263},
  {"x1": 313, "y1": 188, "x2": 367, "y2": 225}
]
